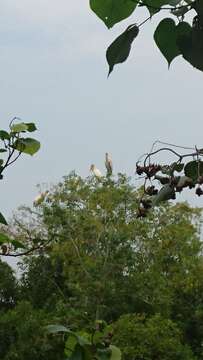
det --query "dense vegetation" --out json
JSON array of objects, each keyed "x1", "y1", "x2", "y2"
[{"x1": 0, "y1": 173, "x2": 203, "y2": 359}]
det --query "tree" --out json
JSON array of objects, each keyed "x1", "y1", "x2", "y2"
[
  {"x1": 112, "y1": 314, "x2": 195, "y2": 360},
  {"x1": 5, "y1": 172, "x2": 203, "y2": 358},
  {"x1": 89, "y1": 0, "x2": 203, "y2": 75},
  {"x1": 0, "y1": 259, "x2": 17, "y2": 311}
]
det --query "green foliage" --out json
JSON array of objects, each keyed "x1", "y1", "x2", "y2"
[
  {"x1": 112, "y1": 314, "x2": 196, "y2": 359},
  {"x1": 89, "y1": 0, "x2": 203, "y2": 74},
  {"x1": 2, "y1": 173, "x2": 203, "y2": 359},
  {"x1": 0, "y1": 260, "x2": 17, "y2": 310},
  {"x1": 0, "y1": 117, "x2": 40, "y2": 245},
  {"x1": 47, "y1": 321, "x2": 121, "y2": 360},
  {"x1": 0, "y1": 302, "x2": 64, "y2": 360}
]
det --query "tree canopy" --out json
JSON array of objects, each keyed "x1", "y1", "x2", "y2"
[{"x1": 0, "y1": 172, "x2": 203, "y2": 359}]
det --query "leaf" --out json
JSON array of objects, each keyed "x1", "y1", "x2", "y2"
[
  {"x1": 171, "y1": 162, "x2": 184, "y2": 173},
  {"x1": 0, "y1": 149, "x2": 7, "y2": 153},
  {"x1": 110, "y1": 345, "x2": 122, "y2": 360},
  {"x1": 184, "y1": 161, "x2": 203, "y2": 181},
  {"x1": 90, "y1": 0, "x2": 137, "y2": 28},
  {"x1": 69, "y1": 344, "x2": 84, "y2": 360},
  {"x1": 0, "y1": 212, "x2": 7, "y2": 225},
  {"x1": 12, "y1": 138, "x2": 40, "y2": 155},
  {"x1": 146, "y1": 0, "x2": 172, "y2": 16},
  {"x1": 65, "y1": 334, "x2": 78, "y2": 357},
  {"x1": 46, "y1": 324, "x2": 70, "y2": 334},
  {"x1": 0, "y1": 130, "x2": 10, "y2": 140},
  {"x1": 11, "y1": 240, "x2": 26, "y2": 249},
  {"x1": 169, "y1": 0, "x2": 182, "y2": 5},
  {"x1": 154, "y1": 18, "x2": 180, "y2": 67},
  {"x1": 0, "y1": 233, "x2": 11, "y2": 244},
  {"x1": 177, "y1": 23, "x2": 203, "y2": 72},
  {"x1": 11, "y1": 123, "x2": 28, "y2": 133},
  {"x1": 106, "y1": 24, "x2": 139, "y2": 75},
  {"x1": 152, "y1": 184, "x2": 175, "y2": 206},
  {"x1": 25, "y1": 123, "x2": 37, "y2": 132}
]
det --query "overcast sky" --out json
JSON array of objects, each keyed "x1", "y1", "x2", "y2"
[{"x1": 1, "y1": 0, "x2": 203, "y2": 219}]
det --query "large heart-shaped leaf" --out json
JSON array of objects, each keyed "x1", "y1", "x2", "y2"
[
  {"x1": 90, "y1": 0, "x2": 137, "y2": 28},
  {"x1": 154, "y1": 18, "x2": 181, "y2": 66},
  {"x1": 106, "y1": 24, "x2": 139, "y2": 75}
]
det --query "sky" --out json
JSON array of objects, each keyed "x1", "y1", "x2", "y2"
[{"x1": 1, "y1": 0, "x2": 203, "y2": 220}]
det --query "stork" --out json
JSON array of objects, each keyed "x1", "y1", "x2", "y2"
[
  {"x1": 105, "y1": 152, "x2": 113, "y2": 176},
  {"x1": 33, "y1": 191, "x2": 49, "y2": 207},
  {"x1": 90, "y1": 164, "x2": 102, "y2": 179}
]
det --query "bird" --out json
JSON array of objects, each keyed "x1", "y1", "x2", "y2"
[
  {"x1": 33, "y1": 191, "x2": 49, "y2": 207},
  {"x1": 90, "y1": 164, "x2": 102, "y2": 179},
  {"x1": 105, "y1": 152, "x2": 113, "y2": 176}
]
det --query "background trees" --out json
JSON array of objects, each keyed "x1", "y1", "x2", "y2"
[{"x1": 0, "y1": 172, "x2": 203, "y2": 358}]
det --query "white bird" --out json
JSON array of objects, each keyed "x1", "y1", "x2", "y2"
[
  {"x1": 33, "y1": 191, "x2": 49, "y2": 207},
  {"x1": 105, "y1": 152, "x2": 113, "y2": 176},
  {"x1": 90, "y1": 164, "x2": 102, "y2": 179}
]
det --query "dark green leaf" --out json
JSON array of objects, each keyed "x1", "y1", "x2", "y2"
[
  {"x1": 146, "y1": 0, "x2": 172, "y2": 16},
  {"x1": 184, "y1": 161, "x2": 203, "y2": 181},
  {"x1": 177, "y1": 22, "x2": 203, "y2": 72},
  {"x1": 90, "y1": 0, "x2": 137, "y2": 28},
  {"x1": 0, "y1": 212, "x2": 7, "y2": 225},
  {"x1": 171, "y1": 162, "x2": 184, "y2": 173},
  {"x1": 0, "y1": 130, "x2": 10, "y2": 140},
  {"x1": 25, "y1": 123, "x2": 37, "y2": 132},
  {"x1": 12, "y1": 138, "x2": 40, "y2": 156},
  {"x1": 0, "y1": 149, "x2": 7, "y2": 153},
  {"x1": 106, "y1": 24, "x2": 139, "y2": 75},
  {"x1": 154, "y1": 18, "x2": 180, "y2": 66}
]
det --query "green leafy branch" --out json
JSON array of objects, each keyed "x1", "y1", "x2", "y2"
[
  {"x1": 46, "y1": 321, "x2": 121, "y2": 360},
  {"x1": 0, "y1": 117, "x2": 40, "y2": 254},
  {"x1": 90, "y1": 0, "x2": 203, "y2": 74}
]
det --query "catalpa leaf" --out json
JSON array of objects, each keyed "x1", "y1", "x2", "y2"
[
  {"x1": 106, "y1": 24, "x2": 139, "y2": 75},
  {"x1": 154, "y1": 18, "x2": 180, "y2": 67},
  {"x1": 90, "y1": 0, "x2": 137, "y2": 28}
]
